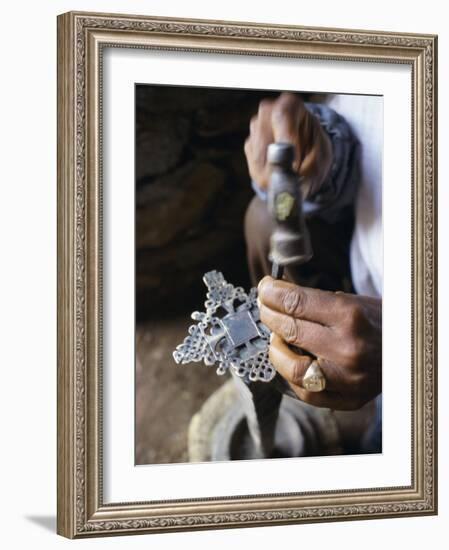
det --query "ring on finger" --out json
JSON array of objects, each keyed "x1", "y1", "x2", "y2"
[{"x1": 302, "y1": 359, "x2": 326, "y2": 392}]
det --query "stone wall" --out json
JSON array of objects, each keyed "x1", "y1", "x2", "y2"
[{"x1": 136, "y1": 85, "x2": 276, "y2": 319}]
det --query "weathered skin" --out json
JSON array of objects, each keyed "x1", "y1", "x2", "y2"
[{"x1": 258, "y1": 276, "x2": 382, "y2": 410}]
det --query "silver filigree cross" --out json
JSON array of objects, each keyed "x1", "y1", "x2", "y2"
[{"x1": 172, "y1": 271, "x2": 275, "y2": 382}]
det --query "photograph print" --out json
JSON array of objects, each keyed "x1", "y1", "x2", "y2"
[{"x1": 134, "y1": 84, "x2": 383, "y2": 466}]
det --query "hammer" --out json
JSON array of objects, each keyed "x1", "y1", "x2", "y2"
[{"x1": 267, "y1": 142, "x2": 313, "y2": 279}]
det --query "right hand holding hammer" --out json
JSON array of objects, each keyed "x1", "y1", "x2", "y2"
[{"x1": 244, "y1": 92, "x2": 333, "y2": 198}]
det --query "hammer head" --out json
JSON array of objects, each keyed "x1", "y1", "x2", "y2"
[{"x1": 267, "y1": 142, "x2": 313, "y2": 268}]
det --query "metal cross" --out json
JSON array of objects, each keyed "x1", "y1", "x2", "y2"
[{"x1": 172, "y1": 271, "x2": 275, "y2": 383}]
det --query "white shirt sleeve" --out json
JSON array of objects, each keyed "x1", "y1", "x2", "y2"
[{"x1": 327, "y1": 95, "x2": 383, "y2": 298}]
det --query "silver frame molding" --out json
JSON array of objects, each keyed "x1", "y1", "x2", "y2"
[{"x1": 57, "y1": 11, "x2": 438, "y2": 538}]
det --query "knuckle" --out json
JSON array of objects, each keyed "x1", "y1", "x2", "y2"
[
  {"x1": 330, "y1": 294, "x2": 349, "y2": 319},
  {"x1": 344, "y1": 337, "x2": 366, "y2": 365},
  {"x1": 258, "y1": 99, "x2": 273, "y2": 116},
  {"x1": 274, "y1": 92, "x2": 302, "y2": 115},
  {"x1": 281, "y1": 317, "x2": 299, "y2": 344},
  {"x1": 345, "y1": 302, "x2": 366, "y2": 334},
  {"x1": 333, "y1": 293, "x2": 348, "y2": 310},
  {"x1": 278, "y1": 91, "x2": 302, "y2": 107},
  {"x1": 282, "y1": 288, "x2": 303, "y2": 317}
]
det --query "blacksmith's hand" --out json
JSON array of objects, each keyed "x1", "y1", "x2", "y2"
[
  {"x1": 258, "y1": 276, "x2": 382, "y2": 410},
  {"x1": 244, "y1": 92, "x2": 332, "y2": 198}
]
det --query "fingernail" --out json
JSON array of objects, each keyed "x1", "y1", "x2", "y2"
[
  {"x1": 257, "y1": 275, "x2": 270, "y2": 294},
  {"x1": 257, "y1": 297, "x2": 262, "y2": 309},
  {"x1": 269, "y1": 332, "x2": 274, "y2": 343}
]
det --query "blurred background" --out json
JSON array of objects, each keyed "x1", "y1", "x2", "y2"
[{"x1": 135, "y1": 85, "x2": 279, "y2": 464}]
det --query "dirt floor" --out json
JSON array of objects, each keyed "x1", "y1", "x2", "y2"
[{"x1": 135, "y1": 315, "x2": 226, "y2": 465}]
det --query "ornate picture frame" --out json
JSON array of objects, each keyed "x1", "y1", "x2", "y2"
[{"x1": 57, "y1": 11, "x2": 437, "y2": 538}]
